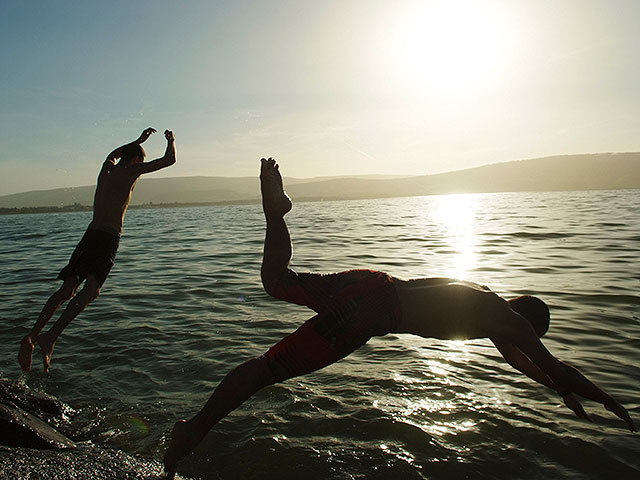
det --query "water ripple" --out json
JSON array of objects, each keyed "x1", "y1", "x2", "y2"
[{"x1": 1, "y1": 191, "x2": 639, "y2": 479}]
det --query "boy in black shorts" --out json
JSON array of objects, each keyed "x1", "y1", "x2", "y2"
[{"x1": 18, "y1": 128, "x2": 177, "y2": 372}]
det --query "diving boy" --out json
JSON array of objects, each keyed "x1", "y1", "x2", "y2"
[{"x1": 18, "y1": 128, "x2": 176, "y2": 372}]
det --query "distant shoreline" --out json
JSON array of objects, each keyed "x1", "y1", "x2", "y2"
[
  {"x1": 2, "y1": 187, "x2": 639, "y2": 216},
  {"x1": 0, "y1": 200, "x2": 259, "y2": 216},
  {"x1": 0, "y1": 197, "x2": 352, "y2": 216}
]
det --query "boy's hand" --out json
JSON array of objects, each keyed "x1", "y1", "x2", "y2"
[
  {"x1": 562, "y1": 393, "x2": 591, "y2": 421},
  {"x1": 605, "y1": 399, "x2": 637, "y2": 432},
  {"x1": 165, "y1": 130, "x2": 175, "y2": 142},
  {"x1": 137, "y1": 127, "x2": 157, "y2": 144}
]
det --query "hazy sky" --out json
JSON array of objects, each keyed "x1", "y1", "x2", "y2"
[{"x1": 1, "y1": 0, "x2": 639, "y2": 195}]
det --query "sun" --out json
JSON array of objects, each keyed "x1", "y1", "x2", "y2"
[{"x1": 393, "y1": 1, "x2": 514, "y2": 96}]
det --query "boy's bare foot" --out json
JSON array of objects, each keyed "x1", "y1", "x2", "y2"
[
  {"x1": 37, "y1": 331, "x2": 56, "y2": 373},
  {"x1": 18, "y1": 336, "x2": 35, "y2": 372},
  {"x1": 260, "y1": 157, "x2": 292, "y2": 218},
  {"x1": 163, "y1": 419, "x2": 200, "y2": 479}
]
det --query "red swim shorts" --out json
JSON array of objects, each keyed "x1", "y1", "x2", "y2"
[{"x1": 263, "y1": 269, "x2": 402, "y2": 382}]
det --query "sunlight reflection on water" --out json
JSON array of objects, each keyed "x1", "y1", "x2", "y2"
[{"x1": 432, "y1": 193, "x2": 479, "y2": 279}]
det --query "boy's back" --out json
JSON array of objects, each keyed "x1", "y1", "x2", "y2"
[{"x1": 92, "y1": 160, "x2": 142, "y2": 234}]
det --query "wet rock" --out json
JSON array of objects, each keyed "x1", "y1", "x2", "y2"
[
  {"x1": 0, "y1": 379, "x2": 179, "y2": 479},
  {"x1": 0, "y1": 402, "x2": 75, "y2": 449},
  {"x1": 0, "y1": 379, "x2": 75, "y2": 450},
  {"x1": 0, "y1": 379, "x2": 70, "y2": 423},
  {"x1": 0, "y1": 445, "x2": 166, "y2": 480}
]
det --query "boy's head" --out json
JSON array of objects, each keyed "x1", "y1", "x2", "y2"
[
  {"x1": 121, "y1": 144, "x2": 146, "y2": 163},
  {"x1": 508, "y1": 295, "x2": 550, "y2": 337}
]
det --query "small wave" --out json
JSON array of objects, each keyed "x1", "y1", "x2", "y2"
[
  {"x1": 593, "y1": 222, "x2": 628, "y2": 228},
  {"x1": 521, "y1": 267, "x2": 558, "y2": 274},
  {"x1": 504, "y1": 232, "x2": 573, "y2": 240},
  {"x1": 477, "y1": 249, "x2": 507, "y2": 255},
  {"x1": 577, "y1": 293, "x2": 640, "y2": 306}
]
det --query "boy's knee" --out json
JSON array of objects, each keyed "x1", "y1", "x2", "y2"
[
  {"x1": 261, "y1": 269, "x2": 291, "y2": 299},
  {"x1": 89, "y1": 285, "x2": 100, "y2": 302},
  {"x1": 259, "y1": 353, "x2": 293, "y2": 385},
  {"x1": 262, "y1": 278, "x2": 279, "y2": 298},
  {"x1": 262, "y1": 275, "x2": 278, "y2": 297},
  {"x1": 83, "y1": 277, "x2": 101, "y2": 302},
  {"x1": 55, "y1": 279, "x2": 80, "y2": 302},
  {"x1": 260, "y1": 269, "x2": 276, "y2": 295},
  {"x1": 242, "y1": 356, "x2": 278, "y2": 387}
]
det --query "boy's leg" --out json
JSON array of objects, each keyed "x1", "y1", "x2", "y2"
[
  {"x1": 37, "y1": 275, "x2": 101, "y2": 372},
  {"x1": 18, "y1": 276, "x2": 80, "y2": 372},
  {"x1": 163, "y1": 307, "x2": 359, "y2": 478},
  {"x1": 259, "y1": 157, "x2": 293, "y2": 294},
  {"x1": 163, "y1": 283, "x2": 398, "y2": 477},
  {"x1": 259, "y1": 158, "x2": 351, "y2": 310},
  {"x1": 163, "y1": 355, "x2": 275, "y2": 478}
]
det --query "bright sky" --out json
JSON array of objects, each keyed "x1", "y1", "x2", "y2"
[{"x1": 1, "y1": 0, "x2": 639, "y2": 195}]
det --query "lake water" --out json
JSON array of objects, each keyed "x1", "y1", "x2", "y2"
[{"x1": 1, "y1": 190, "x2": 639, "y2": 479}]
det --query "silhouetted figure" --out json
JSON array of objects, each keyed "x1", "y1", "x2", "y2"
[
  {"x1": 18, "y1": 128, "x2": 177, "y2": 372},
  {"x1": 162, "y1": 158, "x2": 635, "y2": 478}
]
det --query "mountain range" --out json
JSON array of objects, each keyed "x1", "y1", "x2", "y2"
[{"x1": 1, "y1": 152, "x2": 639, "y2": 210}]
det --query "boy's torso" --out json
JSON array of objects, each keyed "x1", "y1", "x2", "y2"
[
  {"x1": 92, "y1": 162, "x2": 140, "y2": 234},
  {"x1": 391, "y1": 277, "x2": 510, "y2": 340}
]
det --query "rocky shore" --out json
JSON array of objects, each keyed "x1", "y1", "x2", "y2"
[{"x1": 0, "y1": 378, "x2": 172, "y2": 479}]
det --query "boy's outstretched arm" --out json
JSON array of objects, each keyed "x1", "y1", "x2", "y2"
[
  {"x1": 556, "y1": 360, "x2": 636, "y2": 431},
  {"x1": 497, "y1": 313, "x2": 636, "y2": 431},
  {"x1": 134, "y1": 129, "x2": 176, "y2": 175},
  {"x1": 106, "y1": 127, "x2": 156, "y2": 161},
  {"x1": 493, "y1": 340, "x2": 591, "y2": 421}
]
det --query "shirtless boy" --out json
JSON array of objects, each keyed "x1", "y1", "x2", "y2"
[
  {"x1": 18, "y1": 128, "x2": 176, "y2": 372},
  {"x1": 163, "y1": 158, "x2": 635, "y2": 478}
]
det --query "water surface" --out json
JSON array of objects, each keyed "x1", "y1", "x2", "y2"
[{"x1": 1, "y1": 190, "x2": 639, "y2": 479}]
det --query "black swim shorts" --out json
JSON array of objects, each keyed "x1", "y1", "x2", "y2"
[{"x1": 57, "y1": 227, "x2": 120, "y2": 287}]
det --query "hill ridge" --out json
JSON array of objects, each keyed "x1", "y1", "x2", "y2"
[{"x1": 1, "y1": 152, "x2": 639, "y2": 209}]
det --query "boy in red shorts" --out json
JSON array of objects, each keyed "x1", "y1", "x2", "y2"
[
  {"x1": 162, "y1": 158, "x2": 634, "y2": 478},
  {"x1": 18, "y1": 128, "x2": 176, "y2": 373}
]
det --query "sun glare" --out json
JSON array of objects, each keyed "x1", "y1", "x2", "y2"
[
  {"x1": 393, "y1": 1, "x2": 514, "y2": 96},
  {"x1": 432, "y1": 194, "x2": 478, "y2": 279}
]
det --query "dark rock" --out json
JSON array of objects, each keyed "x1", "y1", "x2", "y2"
[
  {"x1": 0, "y1": 379, "x2": 183, "y2": 479},
  {"x1": 0, "y1": 379, "x2": 72, "y2": 424},
  {"x1": 0, "y1": 402, "x2": 75, "y2": 449},
  {"x1": 0, "y1": 378, "x2": 75, "y2": 450},
  {"x1": 0, "y1": 445, "x2": 166, "y2": 480}
]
